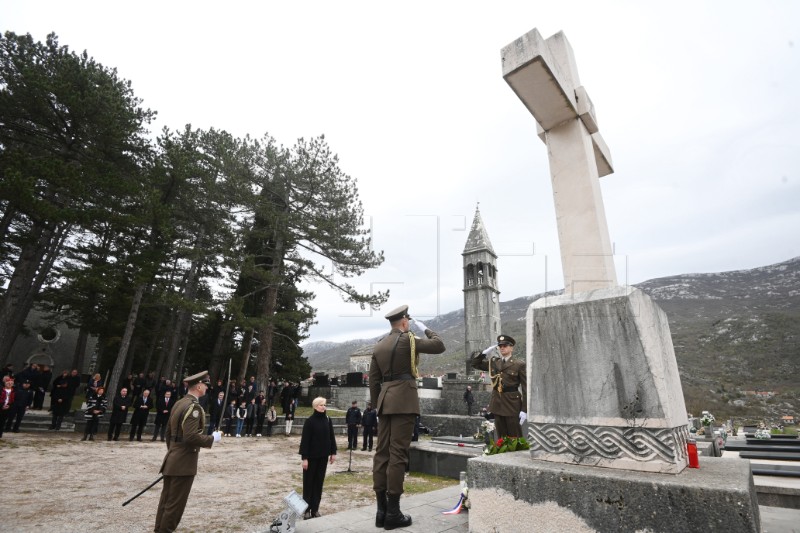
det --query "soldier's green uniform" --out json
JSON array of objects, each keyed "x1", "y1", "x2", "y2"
[
  {"x1": 369, "y1": 305, "x2": 445, "y2": 529},
  {"x1": 471, "y1": 334, "x2": 527, "y2": 438},
  {"x1": 154, "y1": 371, "x2": 214, "y2": 533}
]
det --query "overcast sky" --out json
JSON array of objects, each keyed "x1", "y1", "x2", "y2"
[{"x1": 4, "y1": 1, "x2": 799, "y2": 344}]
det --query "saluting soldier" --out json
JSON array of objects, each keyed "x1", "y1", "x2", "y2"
[
  {"x1": 154, "y1": 371, "x2": 221, "y2": 533},
  {"x1": 471, "y1": 334, "x2": 527, "y2": 438},
  {"x1": 369, "y1": 304, "x2": 446, "y2": 530}
]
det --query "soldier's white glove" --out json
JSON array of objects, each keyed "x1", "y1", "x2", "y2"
[
  {"x1": 212, "y1": 430, "x2": 222, "y2": 443},
  {"x1": 519, "y1": 412, "x2": 527, "y2": 425},
  {"x1": 482, "y1": 344, "x2": 498, "y2": 356},
  {"x1": 413, "y1": 320, "x2": 428, "y2": 335}
]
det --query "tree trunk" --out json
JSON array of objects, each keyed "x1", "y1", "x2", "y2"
[
  {"x1": 174, "y1": 326, "x2": 192, "y2": 383},
  {"x1": 141, "y1": 306, "x2": 168, "y2": 375},
  {"x1": 256, "y1": 283, "x2": 281, "y2": 394},
  {"x1": 0, "y1": 205, "x2": 17, "y2": 248},
  {"x1": 122, "y1": 336, "x2": 138, "y2": 383},
  {"x1": 153, "y1": 309, "x2": 178, "y2": 380},
  {"x1": 106, "y1": 282, "x2": 146, "y2": 405},
  {"x1": 237, "y1": 328, "x2": 254, "y2": 383},
  {"x1": 209, "y1": 319, "x2": 232, "y2": 382},
  {"x1": 71, "y1": 326, "x2": 90, "y2": 373},
  {"x1": 0, "y1": 221, "x2": 70, "y2": 364},
  {"x1": 162, "y1": 236, "x2": 205, "y2": 381}
]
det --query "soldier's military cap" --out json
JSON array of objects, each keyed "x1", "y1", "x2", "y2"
[
  {"x1": 184, "y1": 370, "x2": 210, "y2": 387},
  {"x1": 385, "y1": 304, "x2": 411, "y2": 322},
  {"x1": 497, "y1": 335, "x2": 516, "y2": 346}
]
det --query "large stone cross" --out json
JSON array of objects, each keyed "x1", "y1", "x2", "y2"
[{"x1": 502, "y1": 29, "x2": 617, "y2": 293}]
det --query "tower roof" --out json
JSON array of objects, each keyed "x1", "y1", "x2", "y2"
[{"x1": 463, "y1": 206, "x2": 496, "y2": 255}]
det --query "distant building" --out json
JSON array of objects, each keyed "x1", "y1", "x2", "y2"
[
  {"x1": 462, "y1": 206, "x2": 501, "y2": 375},
  {"x1": 349, "y1": 345, "x2": 373, "y2": 373},
  {"x1": 781, "y1": 415, "x2": 795, "y2": 425}
]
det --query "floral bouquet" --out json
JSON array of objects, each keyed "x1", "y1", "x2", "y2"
[
  {"x1": 700, "y1": 412, "x2": 715, "y2": 426},
  {"x1": 474, "y1": 420, "x2": 495, "y2": 447},
  {"x1": 754, "y1": 428, "x2": 771, "y2": 439},
  {"x1": 484, "y1": 436, "x2": 530, "y2": 456}
]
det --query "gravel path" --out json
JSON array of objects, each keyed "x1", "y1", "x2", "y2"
[{"x1": 0, "y1": 431, "x2": 379, "y2": 532}]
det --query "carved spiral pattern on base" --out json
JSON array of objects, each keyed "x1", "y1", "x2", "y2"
[{"x1": 529, "y1": 423, "x2": 689, "y2": 463}]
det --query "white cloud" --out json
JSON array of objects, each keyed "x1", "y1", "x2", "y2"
[{"x1": 3, "y1": 0, "x2": 799, "y2": 343}]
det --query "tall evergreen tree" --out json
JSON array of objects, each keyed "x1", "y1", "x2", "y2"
[
  {"x1": 0, "y1": 32, "x2": 154, "y2": 363},
  {"x1": 238, "y1": 134, "x2": 388, "y2": 390}
]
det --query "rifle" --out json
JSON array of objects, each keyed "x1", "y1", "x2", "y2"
[
  {"x1": 122, "y1": 475, "x2": 163, "y2": 506},
  {"x1": 217, "y1": 358, "x2": 232, "y2": 431}
]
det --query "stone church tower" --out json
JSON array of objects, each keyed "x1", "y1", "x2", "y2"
[{"x1": 462, "y1": 206, "x2": 501, "y2": 375}]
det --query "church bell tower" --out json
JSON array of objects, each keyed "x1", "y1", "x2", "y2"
[{"x1": 462, "y1": 206, "x2": 501, "y2": 375}]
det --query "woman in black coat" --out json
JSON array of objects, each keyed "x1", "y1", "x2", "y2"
[{"x1": 298, "y1": 397, "x2": 337, "y2": 519}]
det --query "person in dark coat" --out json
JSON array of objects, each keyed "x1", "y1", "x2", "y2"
[
  {"x1": 5, "y1": 379, "x2": 34, "y2": 433},
  {"x1": 156, "y1": 379, "x2": 176, "y2": 400},
  {"x1": 299, "y1": 397, "x2": 337, "y2": 520},
  {"x1": 267, "y1": 380, "x2": 277, "y2": 407},
  {"x1": 82, "y1": 386, "x2": 108, "y2": 441},
  {"x1": 49, "y1": 376, "x2": 71, "y2": 430},
  {"x1": 245, "y1": 397, "x2": 257, "y2": 437},
  {"x1": 345, "y1": 400, "x2": 362, "y2": 450},
  {"x1": 129, "y1": 388, "x2": 153, "y2": 441},
  {"x1": 33, "y1": 364, "x2": 52, "y2": 410},
  {"x1": 152, "y1": 390, "x2": 174, "y2": 441},
  {"x1": 280, "y1": 382, "x2": 291, "y2": 414},
  {"x1": 207, "y1": 391, "x2": 225, "y2": 435},
  {"x1": 14, "y1": 364, "x2": 38, "y2": 388},
  {"x1": 223, "y1": 399, "x2": 236, "y2": 436},
  {"x1": 107, "y1": 387, "x2": 133, "y2": 440},
  {"x1": 361, "y1": 402, "x2": 378, "y2": 451},
  {"x1": 132, "y1": 372, "x2": 146, "y2": 398},
  {"x1": 368, "y1": 304, "x2": 445, "y2": 529},
  {"x1": 463, "y1": 385, "x2": 475, "y2": 416}
]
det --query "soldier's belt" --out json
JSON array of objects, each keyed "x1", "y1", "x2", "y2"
[
  {"x1": 382, "y1": 373, "x2": 415, "y2": 383},
  {"x1": 496, "y1": 386, "x2": 518, "y2": 393}
]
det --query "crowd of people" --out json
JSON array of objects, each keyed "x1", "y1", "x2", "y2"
[
  {"x1": 0, "y1": 363, "x2": 311, "y2": 443},
  {"x1": 1, "y1": 363, "x2": 80, "y2": 436}
]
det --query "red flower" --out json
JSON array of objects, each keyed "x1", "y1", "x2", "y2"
[{"x1": 496, "y1": 438, "x2": 504, "y2": 447}]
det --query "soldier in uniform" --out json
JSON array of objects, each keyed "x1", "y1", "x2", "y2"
[
  {"x1": 471, "y1": 334, "x2": 527, "y2": 438},
  {"x1": 369, "y1": 304, "x2": 445, "y2": 530},
  {"x1": 153, "y1": 371, "x2": 221, "y2": 533}
]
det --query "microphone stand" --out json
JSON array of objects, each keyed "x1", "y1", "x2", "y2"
[{"x1": 337, "y1": 428, "x2": 356, "y2": 474}]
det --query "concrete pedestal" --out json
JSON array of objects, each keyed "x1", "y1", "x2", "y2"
[
  {"x1": 526, "y1": 286, "x2": 690, "y2": 473},
  {"x1": 468, "y1": 452, "x2": 761, "y2": 532}
]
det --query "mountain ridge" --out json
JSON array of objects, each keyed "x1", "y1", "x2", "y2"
[{"x1": 303, "y1": 257, "x2": 800, "y2": 422}]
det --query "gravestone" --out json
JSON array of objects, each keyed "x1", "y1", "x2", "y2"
[{"x1": 467, "y1": 27, "x2": 761, "y2": 532}]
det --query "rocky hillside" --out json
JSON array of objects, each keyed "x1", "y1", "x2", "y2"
[{"x1": 303, "y1": 257, "x2": 800, "y2": 424}]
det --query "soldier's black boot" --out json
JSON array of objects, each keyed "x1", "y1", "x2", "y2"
[
  {"x1": 375, "y1": 490, "x2": 387, "y2": 527},
  {"x1": 383, "y1": 493, "x2": 411, "y2": 530}
]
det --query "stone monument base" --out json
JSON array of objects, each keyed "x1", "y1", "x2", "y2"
[{"x1": 468, "y1": 452, "x2": 760, "y2": 532}]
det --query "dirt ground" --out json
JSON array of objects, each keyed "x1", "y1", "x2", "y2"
[{"x1": 0, "y1": 430, "x2": 454, "y2": 532}]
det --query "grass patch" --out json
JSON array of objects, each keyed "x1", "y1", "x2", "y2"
[
  {"x1": 294, "y1": 406, "x2": 345, "y2": 417},
  {"x1": 403, "y1": 472, "x2": 458, "y2": 494}
]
